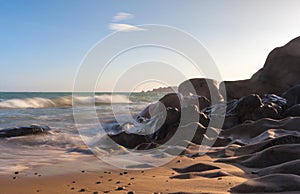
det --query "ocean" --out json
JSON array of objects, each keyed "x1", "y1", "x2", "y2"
[{"x1": 0, "y1": 92, "x2": 164, "y2": 173}]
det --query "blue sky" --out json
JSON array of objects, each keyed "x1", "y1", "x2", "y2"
[{"x1": 1, "y1": 0, "x2": 300, "y2": 91}]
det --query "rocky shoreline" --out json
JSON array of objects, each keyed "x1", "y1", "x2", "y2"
[{"x1": 1, "y1": 37, "x2": 300, "y2": 193}]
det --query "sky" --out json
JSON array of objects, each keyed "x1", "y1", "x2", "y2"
[{"x1": 1, "y1": 0, "x2": 300, "y2": 92}]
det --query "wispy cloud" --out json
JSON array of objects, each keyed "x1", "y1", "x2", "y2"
[
  {"x1": 109, "y1": 12, "x2": 145, "y2": 32},
  {"x1": 112, "y1": 12, "x2": 134, "y2": 22},
  {"x1": 108, "y1": 23, "x2": 145, "y2": 32}
]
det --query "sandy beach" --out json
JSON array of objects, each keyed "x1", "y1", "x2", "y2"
[{"x1": 0, "y1": 154, "x2": 248, "y2": 194}]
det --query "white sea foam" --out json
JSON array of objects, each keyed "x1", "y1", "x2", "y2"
[{"x1": 0, "y1": 95, "x2": 131, "y2": 109}]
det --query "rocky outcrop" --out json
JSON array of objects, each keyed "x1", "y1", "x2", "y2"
[
  {"x1": 203, "y1": 94, "x2": 286, "y2": 129},
  {"x1": 220, "y1": 37, "x2": 300, "y2": 100}
]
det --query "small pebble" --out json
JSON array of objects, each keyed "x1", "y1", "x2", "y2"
[
  {"x1": 79, "y1": 188, "x2": 85, "y2": 192},
  {"x1": 116, "y1": 186, "x2": 125, "y2": 191},
  {"x1": 70, "y1": 187, "x2": 74, "y2": 190},
  {"x1": 81, "y1": 170, "x2": 85, "y2": 173},
  {"x1": 116, "y1": 181, "x2": 120, "y2": 184},
  {"x1": 177, "y1": 160, "x2": 181, "y2": 163},
  {"x1": 141, "y1": 171, "x2": 144, "y2": 173},
  {"x1": 130, "y1": 177, "x2": 135, "y2": 180},
  {"x1": 120, "y1": 172, "x2": 123, "y2": 175},
  {"x1": 72, "y1": 181, "x2": 76, "y2": 183},
  {"x1": 123, "y1": 172, "x2": 128, "y2": 174},
  {"x1": 93, "y1": 192, "x2": 99, "y2": 194},
  {"x1": 218, "y1": 177, "x2": 222, "y2": 180},
  {"x1": 36, "y1": 190, "x2": 39, "y2": 192},
  {"x1": 13, "y1": 176, "x2": 16, "y2": 180},
  {"x1": 128, "y1": 183, "x2": 132, "y2": 185},
  {"x1": 103, "y1": 191, "x2": 110, "y2": 193},
  {"x1": 34, "y1": 172, "x2": 38, "y2": 175},
  {"x1": 127, "y1": 191, "x2": 135, "y2": 194},
  {"x1": 108, "y1": 178, "x2": 112, "y2": 181},
  {"x1": 96, "y1": 181, "x2": 101, "y2": 184},
  {"x1": 14, "y1": 171, "x2": 19, "y2": 175}
]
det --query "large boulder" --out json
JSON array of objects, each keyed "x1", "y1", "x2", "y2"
[
  {"x1": 178, "y1": 78, "x2": 224, "y2": 103},
  {"x1": 220, "y1": 37, "x2": 300, "y2": 100}
]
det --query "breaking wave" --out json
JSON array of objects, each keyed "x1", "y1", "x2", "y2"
[{"x1": 0, "y1": 95, "x2": 131, "y2": 109}]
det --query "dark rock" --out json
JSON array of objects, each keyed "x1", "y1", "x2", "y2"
[
  {"x1": 178, "y1": 78, "x2": 224, "y2": 103},
  {"x1": 203, "y1": 94, "x2": 283, "y2": 129},
  {"x1": 0, "y1": 125, "x2": 51, "y2": 138},
  {"x1": 283, "y1": 104, "x2": 300, "y2": 116},
  {"x1": 282, "y1": 84, "x2": 300, "y2": 107},
  {"x1": 230, "y1": 174, "x2": 300, "y2": 193}
]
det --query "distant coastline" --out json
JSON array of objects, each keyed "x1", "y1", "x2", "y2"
[{"x1": 142, "y1": 86, "x2": 178, "y2": 93}]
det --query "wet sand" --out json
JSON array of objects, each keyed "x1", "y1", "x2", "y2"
[{"x1": 0, "y1": 154, "x2": 247, "y2": 194}]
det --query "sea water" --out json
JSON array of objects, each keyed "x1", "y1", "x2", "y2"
[{"x1": 0, "y1": 92, "x2": 163, "y2": 173}]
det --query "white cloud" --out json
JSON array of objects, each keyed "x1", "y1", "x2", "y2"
[
  {"x1": 113, "y1": 12, "x2": 134, "y2": 22},
  {"x1": 108, "y1": 23, "x2": 145, "y2": 32}
]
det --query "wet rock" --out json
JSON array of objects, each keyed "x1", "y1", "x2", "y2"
[
  {"x1": 0, "y1": 125, "x2": 51, "y2": 138},
  {"x1": 203, "y1": 94, "x2": 284, "y2": 129}
]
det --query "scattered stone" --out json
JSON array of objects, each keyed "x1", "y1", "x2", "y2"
[{"x1": 116, "y1": 186, "x2": 125, "y2": 191}]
